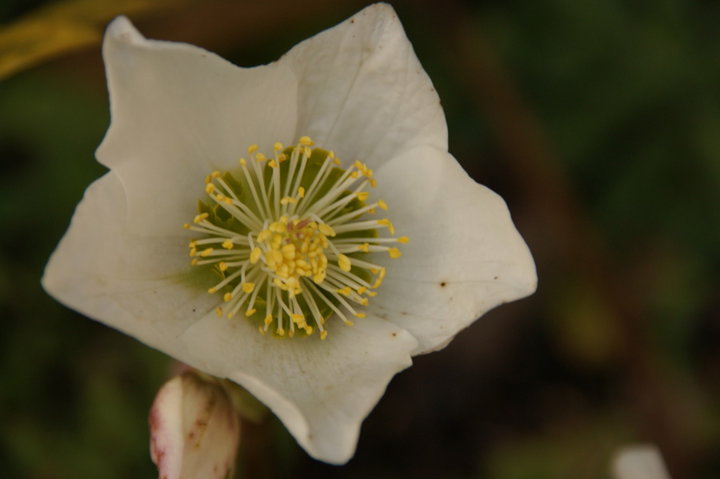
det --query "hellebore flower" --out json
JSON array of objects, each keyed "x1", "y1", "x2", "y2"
[
  {"x1": 150, "y1": 372, "x2": 240, "y2": 479},
  {"x1": 43, "y1": 3, "x2": 536, "y2": 464}
]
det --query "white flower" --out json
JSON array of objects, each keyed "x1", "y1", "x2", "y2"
[
  {"x1": 43, "y1": 4, "x2": 536, "y2": 464},
  {"x1": 611, "y1": 445, "x2": 672, "y2": 479},
  {"x1": 150, "y1": 372, "x2": 240, "y2": 479}
]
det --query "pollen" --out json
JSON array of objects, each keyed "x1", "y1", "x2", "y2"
[{"x1": 185, "y1": 137, "x2": 406, "y2": 341}]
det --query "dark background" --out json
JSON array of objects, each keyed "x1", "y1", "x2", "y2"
[{"x1": 1, "y1": 0, "x2": 718, "y2": 478}]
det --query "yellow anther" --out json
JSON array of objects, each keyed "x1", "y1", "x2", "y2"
[
  {"x1": 219, "y1": 262, "x2": 228, "y2": 272},
  {"x1": 369, "y1": 178, "x2": 377, "y2": 187},
  {"x1": 223, "y1": 197, "x2": 233, "y2": 205},
  {"x1": 256, "y1": 153, "x2": 267, "y2": 161},
  {"x1": 299, "y1": 136, "x2": 314, "y2": 146},
  {"x1": 372, "y1": 268, "x2": 386, "y2": 288},
  {"x1": 337, "y1": 287, "x2": 352, "y2": 296},
  {"x1": 204, "y1": 175, "x2": 211, "y2": 184},
  {"x1": 358, "y1": 243, "x2": 370, "y2": 253},
  {"x1": 189, "y1": 248, "x2": 197, "y2": 257},
  {"x1": 320, "y1": 330, "x2": 328, "y2": 340},
  {"x1": 191, "y1": 258, "x2": 199, "y2": 265},
  {"x1": 241, "y1": 282, "x2": 255, "y2": 293},
  {"x1": 313, "y1": 270, "x2": 326, "y2": 283},
  {"x1": 211, "y1": 171, "x2": 222, "y2": 179},
  {"x1": 338, "y1": 254, "x2": 351, "y2": 272},
  {"x1": 223, "y1": 292, "x2": 233, "y2": 302},
  {"x1": 281, "y1": 244, "x2": 296, "y2": 260},
  {"x1": 222, "y1": 239, "x2": 234, "y2": 249},
  {"x1": 377, "y1": 199, "x2": 388, "y2": 210},
  {"x1": 278, "y1": 153, "x2": 288, "y2": 162},
  {"x1": 357, "y1": 287, "x2": 368, "y2": 294},
  {"x1": 377, "y1": 218, "x2": 395, "y2": 235},
  {"x1": 318, "y1": 223, "x2": 335, "y2": 237},
  {"x1": 250, "y1": 247, "x2": 262, "y2": 264},
  {"x1": 350, "y1": 171, "x2": 360, "y2": 179},
  {"x1": 276, "y1": 327, "x2": 285, "y2": 337},
  {"x1": 264, "y1": 314, "x2": 273, "y2": 326},
  {"x1": 305, "y1": 325, "x2": 314, "y2": 335},
  {"x1": 245, "y1": 308, "x2": 256, "y2": 317},
  {"x1": 239, "y1": 157, "x2": 247, "y2": 166},
  {"x1": 298, "y1": 186, "x2": 305, "y2": 198},
  {"x1": 333, "y1": 158, "x2": 341, "y2": 166},
  {"x1": 359, "y1": 298, "x2": 369, "y2": 306},
  {"x1": 200, "y1": 248, "x2": 214, "y2": 257},
  {"x1": 183, "y1": 223, "x2": 191, "y2": 229},
  {"x1": 274, "y1": 142, "x2": 284, "y2": 151},
  {"x1": 354, "y1": 312, "x2": 366, "y2": 318},
  {"x1": 215, "y1": 307, "x2": 223, "y2": 317},
  {"x1": 247, "y1": 144, "x2": 258, "y2": 154},
  {"x1": 208, "y1": 287, "x2": 217, "y2": 294},
  {"x1": 194, "y1": 213, "x2": 209, "y2": 223},
  {"x1": 388, "y1": 248, "x2": 402, "y2": 259},
  {"x1": 205, "y1": 183, "x2": 215, "y2": 194},
  {"x1": 268, "y1": 160, "x2": 278, "y2": 168},
  {"x1": 357, "y1": 192, "x2": 369, "y2": 202},
  {"x1": 397, "y1": 236, "x2": 409, "y2": 243},
  {"x1": 280, "y1": 196, "x2": 297, "y2": 205},
  {"x1": 258, "y1": 326, "x2": 266, "y2": 335},
  {"x1": 291, "y1": 313, "x2": 304, "y2": 324}
]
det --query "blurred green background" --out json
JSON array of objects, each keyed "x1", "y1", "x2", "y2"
[{"x1": 1, "y1": 0, "x2": 718, "y2": 478}]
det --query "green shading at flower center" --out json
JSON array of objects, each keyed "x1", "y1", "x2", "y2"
[{"x1": 184, "y1": 137, "x2": 407, "y2": 340}]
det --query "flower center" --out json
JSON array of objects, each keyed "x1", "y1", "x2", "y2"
[{"x1": 184, "y1": 137, "x2": 407, "y2": 340}]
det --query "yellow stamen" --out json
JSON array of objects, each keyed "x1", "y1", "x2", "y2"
[{"x1": 338, "y1": 254, "x2": 351, "y2": 272}]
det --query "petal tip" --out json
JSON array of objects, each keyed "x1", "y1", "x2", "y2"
[{"x1": 105, "y1": 15, "x2": 144, "y2": 45}]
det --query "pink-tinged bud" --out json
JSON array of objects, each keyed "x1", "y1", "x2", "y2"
[{"x1": 149, "y1": 372, "x2": 240, "y2": 479}]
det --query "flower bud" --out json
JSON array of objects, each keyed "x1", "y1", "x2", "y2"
[{"x1": 149, "y1": 372, "x2": 240, "y2": 479}]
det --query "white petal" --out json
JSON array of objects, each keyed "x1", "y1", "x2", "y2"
[
  {"x1": 42, "y1": 173, "x2": 216, "y2": 353},
  {"x1": 369, "y1": 146, "x2": 537, "y2": 354},
  {"x1": 611, "y1": 445, "x2": 672, "y2": 479},
  {"x1": 97, "y1": 16, "x2": 298, "y2": 237},
  {"x1": 180, "y1": 312, "x2": 417, "y2": 465},
  {"x1": 284, "y1": 4, "x2": 447, "y2": 168},
  {"x1": 150, "y1": 373, "x2": 240, "y2": 479}
]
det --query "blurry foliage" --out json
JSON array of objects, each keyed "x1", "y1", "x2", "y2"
[
  {"x1": 0, "y1": 0, "x2": 718, "y2": 478},
  {"x1": 0, "y1": 0, "x2": 190, "y2": 79}
]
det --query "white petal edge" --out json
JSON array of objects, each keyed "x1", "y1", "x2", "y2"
[
  {"x1": 97, "y1": 16, "x2": 298, "y2": 237},
  {"x1": 611, "y1": 445, "x2": 672, "y2": 479},
  {"x1": 42, "y1": 173, "x2": 216, "y2": 354},
  {"x1": 368, "y1": 145, "x2": 537, "y2": 354},
  {"x1": 284, "y1": 3, "x2": 447, "y2": 169},
  {"x1": 180, "y1": 310, "x2": 417, "y2": 464}
]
